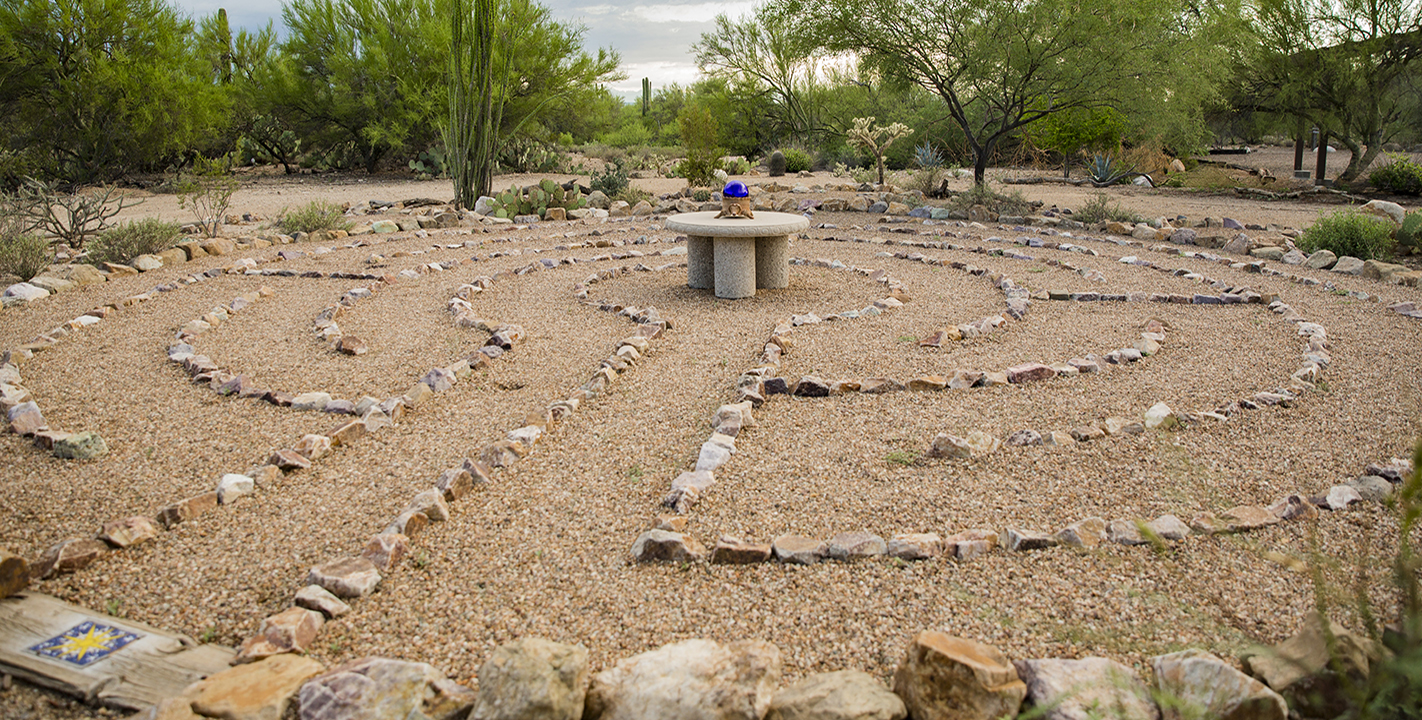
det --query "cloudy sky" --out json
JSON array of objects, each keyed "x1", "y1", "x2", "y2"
[{"x1": 173, "y1": 0, "x2": 760, "y2": 98}]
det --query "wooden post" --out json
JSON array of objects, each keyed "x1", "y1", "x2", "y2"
[
  {"x1": 1293, "y1": 119, "x2": 1307, "y2": 178},
  {"x1": 1314, "y1": 131, "x2": 1329, "y2": 186}
]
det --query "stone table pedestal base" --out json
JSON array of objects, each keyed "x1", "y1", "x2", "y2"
[{"x1": 666, "y1": 212, "x2": 809, "y2": 299}]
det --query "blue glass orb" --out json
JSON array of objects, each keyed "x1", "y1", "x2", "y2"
[{"x1": 722, "y1": 181, "x2": 749, "y2": 198}]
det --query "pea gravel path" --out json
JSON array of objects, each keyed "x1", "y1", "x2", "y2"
[{"x1": 2, "y1": 204, "x2": 1420, "y2": 711}]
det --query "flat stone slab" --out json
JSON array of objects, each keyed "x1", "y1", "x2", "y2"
[
  {"x1": 0, "y1": 591, "x2": 235, "y2": 711},
  {"x1": 664, "y1": 211, "x2": 810, "y2": 237}
]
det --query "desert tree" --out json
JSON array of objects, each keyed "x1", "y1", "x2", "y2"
[
  {"x1": 693, "y1": 9, "x2": 827, "y2": 145},
  {"x1": 0, "y1": 0, "x2": 227, "y2": 184},
  {"x1": 768, "y1": 0, "x2": 1232, "y2": 186},
  {"x1": 1244, "y1": 0, "x2": 1422, "y2": 182}
]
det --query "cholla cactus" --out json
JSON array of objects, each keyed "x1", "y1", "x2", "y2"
[{"x1": 848, "y1": 117, "x2": 911, "y2": 185}]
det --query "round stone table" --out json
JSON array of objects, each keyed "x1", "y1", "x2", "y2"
[{"x1": 664, "y1": 211, "x2": 810, "y2": 299}]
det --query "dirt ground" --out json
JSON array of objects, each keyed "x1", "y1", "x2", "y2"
[{"x1": 4, "y1": 150, "x2": 1421, "y2": 719}]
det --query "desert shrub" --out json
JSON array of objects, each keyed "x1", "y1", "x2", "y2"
[
  {"x1": 1074, "y1": 192, "x2": 1142, "y2": 224},
  {"x1": 723, "y1": 157, "x2": 751, "y2": 175},
  {"x1": 946, "y1": 183, "x2": 1036, "y2": 216},
  {"x1": 1369, "y1": 156, "x2": 1422, "y2": 196},
  {"x1": 0, "y1": 213, "x2": 49, "y2": 280},
  {"x1": 676, "y1": 104, "x2": 722, "y2": 187},
  {"x1": 907, "y1": 142, "x2": 946, "y2": 195},
  {"x1": 615, "y1": 185, "x2": 651, "y2": 206},
  {"x1": 176, "y1": 155, "x2": 239, "y2": 238},
  {"x1": 692, "y1": 188, "x2": 712, "y2": 202},
  {"x1": 279, "y1": 200, "x2": 354, "y2": 234},
  {"x1": 88, "y1": 218, "x2": 182, "y2": 265},
  {"x1": 591, "y1": 158, "x2": 630, "y2": 197},
  {"x1": 597, "y1": 121, "x2": 653, "y2": 149},
  {"x1": 780, "y1": 148, "x2": 813, "y2": 174},
  {"x1": 8, "y1": 179, "x2": 140, "y2": 248},
  {"x1": 1298, "y1": 209, "x2": 1396, "y2": 260}
]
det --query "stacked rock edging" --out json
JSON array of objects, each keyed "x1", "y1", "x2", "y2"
[
  {"x1": 635, "y1": 239, "x2": 1346, "y2": 568},
  {"x1": 136, "y1": 616, "x2": 1395, "y2": 720},
  {"x1": 8, "y1": 231, "x2": 685, "y2": 595}
]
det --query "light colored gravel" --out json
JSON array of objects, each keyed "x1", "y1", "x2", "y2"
[{"x1": 2, "y1": 181, "x2": 1420, "y2": 712}]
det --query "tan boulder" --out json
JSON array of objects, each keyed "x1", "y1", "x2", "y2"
[
  {"x1": 188, "y1": 653, "x2": 324, "y2": 720},
  {"x1": 893, "y1": 631, "x2": 1026, "y2": 720}
]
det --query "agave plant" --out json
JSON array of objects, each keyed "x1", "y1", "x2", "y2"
[
  {"x1": 913, "y1": 142, "x2": 945, "y2": 170},
  {"x1": 1087, "y1": 154, "x2": 1140, "y2": 187}
]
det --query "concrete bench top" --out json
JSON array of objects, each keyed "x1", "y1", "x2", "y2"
[{"x1": 665, "y1": 211, "x2": 809, "y2": 237}]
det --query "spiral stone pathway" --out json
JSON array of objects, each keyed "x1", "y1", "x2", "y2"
[{"x1": 1, "y1": 201, "x2": 1420, "y2": 716}]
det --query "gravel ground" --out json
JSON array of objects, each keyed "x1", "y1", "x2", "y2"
[{"x1": 2, "y1": 190, "x2": 1421, "y2": 716}]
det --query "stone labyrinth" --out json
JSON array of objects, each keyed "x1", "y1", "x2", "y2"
[{"x1": 3, "y1": 202, "x2": 1422, "y2": 694}]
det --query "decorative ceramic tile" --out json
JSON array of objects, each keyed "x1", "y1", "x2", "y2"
[{"x1": 29, "y1": 620, "x2": 142, "y2": 667}]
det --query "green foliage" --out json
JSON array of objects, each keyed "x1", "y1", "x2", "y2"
[
  {"x1": 1399, "y1": 213, "x2": 1422, "y2": 249},
  {"x1": 725, "y1": 157, "x2": 751, "y2": 175},
  {"x1": 1074, "y1": 192, "x2": 1142, "y2": 224},
  {"x1": 279, "y1": 200, "x2": 354, "y2": 234},
  {"x1": 88, "y1": 218, "x2": 182, "y2": 266},
  {"x1": 676, "y1": 104, "x2": 723, "y2": 187},
  {"x1": 1087, "y1": 154, "x2": 1138, "y2": 187},
  {"x1": 771, "y1": 0, "x2": 1227, "y2": 186},
  {"x1": 484, "y1": 180, "x2": 587, "y2": 219},
  {"x1": 1247, "y1": 0, "x2": 1420, "y2": 182},
  {"x1": 1031, "y1": 106, "x2": 1128, "y2": 177},
  {"x1": 0, "y1": 0, "x2": 229, "y2": 184},
  {"x1": 409, "y1": 147, "x2": 447, "y2": 177},
  {"x1": 591, "y1": 158, "x2": 630, "y2": 197},
  {"x1": 780, "y1": 147, "x2": 814, "y2": 173},
  {"x1": 767, "y1": 150, "x2": 787, "y2": 176},
  {"x1": 598, "y1": 120, "x2": 654, "y2": 148},
  {"x1": 1298, "y1": 209, "x2": 1397, "y2": 260},
  {"x1": 176, "y1": 155, "x2": 239, "y2": 238},
  {"x1": 692, "y1": 189, "x2": 712, "y2": 202},
  {"x1": 0, "y1": 210, "x2": 48, "y2": 280},
  {"x1": 1370, "y1": 156, "x2": 1422, "y2": 196},
  {"x1": 278, "y1": 0, "x2": 621, "y2": 174}
]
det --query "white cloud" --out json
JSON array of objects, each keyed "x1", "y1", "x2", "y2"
[
  {"x1": 610, "y1": 61, "x2": 703, "y2": 93},
  {"x1": 579, "y1": 4, "x2": 618, "y2": 14},
  {"x1": 628, "y1": 1, "x2": 759, "y2": 23}
]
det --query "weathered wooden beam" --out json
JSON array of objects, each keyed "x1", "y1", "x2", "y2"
[{"x1": 0, "y1": 592, "x2": 234, "y2": 711}]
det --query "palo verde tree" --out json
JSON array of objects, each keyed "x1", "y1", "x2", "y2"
[
  {"x1": 0, "y1": 0, "x2": 227, "y2": 184},
  {"x1": 769, "y1": 0, "x2": 1229, "y2": 187},
  {"x1": 1245, "y1": 0, "x2": 1422, "y2": 182},
  {"x1": 278, "y1": 0, "x2": 447, "y2": 173},
  {"x1": 693, "y1": 8, "x2": 826, "y2": 146}
]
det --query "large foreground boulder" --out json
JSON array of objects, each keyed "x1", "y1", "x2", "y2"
[
  {"x1": 584, "y1": 638, "x2": 781, "y2": 720},
  {"x1": 1152, "y1": 650, "x2": 1286, "y2": 720},
  {"x1": 892, "y1": 631, "x2": 1026, "y2": 720},
  {"x1": 299, "y1": 657, "x2": 474, "y2": 720},
  {"x1": 766, "y1": 670, "x2": 906, "y2": 720},
  {"x1": 1242, "y1": 611, "x2": 1385, "y2": 719},
  {"x1": 1014, "y1": 657, "x2": 1158, "y2": 720},
  {"x1": 472, "y1": 637, "x2": 590, "y2": 720}
]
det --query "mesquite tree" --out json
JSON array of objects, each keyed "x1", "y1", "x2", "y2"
[{"x1": 771, "y1": 0, "x2": 1227, "y2": 187}]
